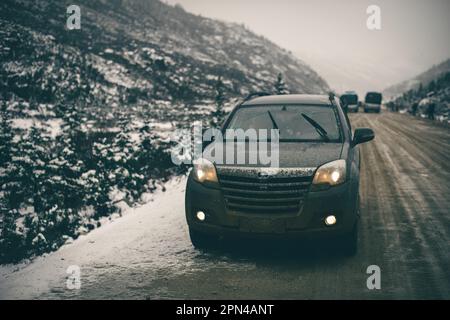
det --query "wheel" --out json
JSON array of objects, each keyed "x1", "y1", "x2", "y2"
[
  {"x1": 340, "y1": 222, "x2": 358, "y2": 256},
  {"x1": 340, "y1": 196, "x2": 360, "y2": 256},
  {"x1": 189, "y1": 228, "x2": 214, "y2": 250}
]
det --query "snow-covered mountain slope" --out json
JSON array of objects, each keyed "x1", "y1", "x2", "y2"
[
  {"x1": 1, "y1": 0, "x2": 329, "y2": 113},
  {"x1": 383, "y1": 59, "x2": 450, "y2": 100}
]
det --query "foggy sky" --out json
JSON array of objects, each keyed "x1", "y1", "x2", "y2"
[{"x1": 165, "y1": 0, "x2": 450, "y2": 95}]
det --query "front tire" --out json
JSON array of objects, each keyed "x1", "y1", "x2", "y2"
[
  {"x1": 340, "y1": 222, "x2": 358, "y2": 256},
  {"x1": 189, "y1": 228, "x2": 214, "y2": 250}
]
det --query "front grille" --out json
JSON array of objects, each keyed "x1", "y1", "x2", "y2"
[{"x1": 217, "y1": 167, "x2": 314, "y2": 215}]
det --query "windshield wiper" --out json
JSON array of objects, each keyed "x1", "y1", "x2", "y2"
[
  {"x1": 301, "y1": 113, "x2": 330, "y2": 142},
  {"x1": 267, "y1": 111, "x2": 279, "y2": 130}
]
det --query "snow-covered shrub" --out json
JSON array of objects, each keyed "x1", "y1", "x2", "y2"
[{"x1": 0, "y1": 113, "x2": 181, "y2": 263}]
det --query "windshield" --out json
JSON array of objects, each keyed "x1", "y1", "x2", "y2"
[
  {"x1": 365, "y1": 92, "x2": 382, "y2": 104},
  {"x1": 226, "y1": 105, "x2": 342, "y2": 142},
  {"x1": 341, "y1": 94, "x2": 358, "y2": 105}
]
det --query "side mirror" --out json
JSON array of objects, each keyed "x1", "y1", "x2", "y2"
[{"x1": 352, "y1": 128, "x2": 374, "y2": 147}]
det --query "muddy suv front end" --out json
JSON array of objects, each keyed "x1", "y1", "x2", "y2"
[{"x1": 185, "y1": 163, "x2": 357, "y2": 240}]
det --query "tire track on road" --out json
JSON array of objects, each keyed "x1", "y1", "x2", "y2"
[
  {"x1": 355, "y1": 113, "x2": 450, "y2": 298},
  {"x1": 380, "y1": 115, "x2": 450, "y2": 170}
]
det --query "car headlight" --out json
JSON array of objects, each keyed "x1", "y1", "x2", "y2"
[
  {"x1": 312, "y1": 159, "x2": 346, "y2": 187},
  {"x1": 193, "y1": 158, "x2": 218, "y2": 183}
]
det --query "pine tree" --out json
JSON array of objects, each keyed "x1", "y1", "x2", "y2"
[
  {"x1": 428, "y1": 80, "x2": 436, "y2": 92},
  {"x1": 46, "y1": 102, "x2": 86, "y2": 211},
  {"x1": 27, "y1": 126, "x2": 52, "y2": 213},
  {"x1": 0, "y1": 101, "x2": 13, "y2": 169},
  {"x1": 0, "y1": 102, "x2": 25, "y2": 262},
  {"x1": 417, "y1": 83, "x2": 423, "y2": 96},
  {"x1": 0, "y1": 207, "x2": 24, "y2": 262},
  {"x1": 275, "y1": 73, "x2": 289, "y2": 95},
  {"x1": 210, "y1": 76, "x2": 226, "y2": 127},
  {"x1": 2, "y1": 125, "x2": 52, "y2": 257},
  {"x1": 90, "y1": 139, "x2": 115, "y2": 218},
  {"x1": 6, "y1": 126, "x2": 49, "y2": 210},
  {"x1": 178, "y1": 77, "x2": 195, "y2": 103},
  {"x1": 110, "y1": 121, "x2": 137, "y2": 202}
]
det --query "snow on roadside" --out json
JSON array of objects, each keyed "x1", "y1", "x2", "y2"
[{"x1": 0, "y1": 175, "x2": 188, "y2": 299}]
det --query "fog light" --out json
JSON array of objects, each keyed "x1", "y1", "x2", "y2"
[
  {"x1": 325, "y1": 215, "x2": 336, "y2": 226},
  {"x1": 196, "y1": 211, "x2": 206, "y2": 221}
]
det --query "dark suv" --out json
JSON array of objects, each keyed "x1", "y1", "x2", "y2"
[{"x1": 185, "y1": 94, "x2": 374, "y2": 255}]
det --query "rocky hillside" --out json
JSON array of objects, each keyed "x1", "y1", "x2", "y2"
[
  {"x1": 1, "y1": 0, "x2": 328, "y2": 117},
  {"x1": 388, "y1": 71, "x2": 450, "y2": 122},
  {"x1": 383, "y1": 59, "x2": 450, "y2": 100}
]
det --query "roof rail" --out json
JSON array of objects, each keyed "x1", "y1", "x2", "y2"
[{"x1": 243, "y1": 92, "x2": 272, "y2": 102}]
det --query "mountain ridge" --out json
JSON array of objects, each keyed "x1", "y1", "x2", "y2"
[
  {"x1": 0, "y1": 0, "x2": 329, "y2": 111},
  {"x1": 383, "y1": 58, "x2": 450, "y2": 100}
]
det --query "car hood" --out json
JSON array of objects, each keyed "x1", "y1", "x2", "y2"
[{"x1": 205, "y1": 142, "x2": 343, "y2": 168}]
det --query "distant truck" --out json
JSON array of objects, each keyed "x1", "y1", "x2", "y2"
[
  {"x1": 364, "y1": 92, "x2": 382, "y2": 113},
  {"x1": 340, "y1": 91, "x2": 359, "y2": 113}
]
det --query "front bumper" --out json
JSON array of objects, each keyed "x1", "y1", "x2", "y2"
[
  {"x1": 347, "y1": 104, "x2": 358, "y2": 112},
  {"x1": 185, "y1": 173, "x2": 357, "y2": 240},
  {"x1": 364, "y1": 104, "x2": 381, "y2": 111}
]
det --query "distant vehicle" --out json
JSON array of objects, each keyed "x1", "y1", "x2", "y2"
[
  {"x1": 340, "y1": 91, "x2": 359, "y2": 113},
  {"x1": 185, "y1": 93, "x2": 375, "y2": 256},
  {"x1": 364, "y1": 92, "x2": 382, "y2": 113}
]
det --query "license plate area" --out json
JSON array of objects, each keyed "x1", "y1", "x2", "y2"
[{"x1": 239, "y1": 217, "x2": 285, "y2": 233}]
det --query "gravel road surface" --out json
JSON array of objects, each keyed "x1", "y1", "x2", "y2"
[{"x1": 1, "y1": 112, "x2": 449, "y2": 299}]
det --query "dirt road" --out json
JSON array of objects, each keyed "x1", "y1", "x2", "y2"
[{"x1": 1, "y1": 111, "x2": 449, "y2": 299}]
